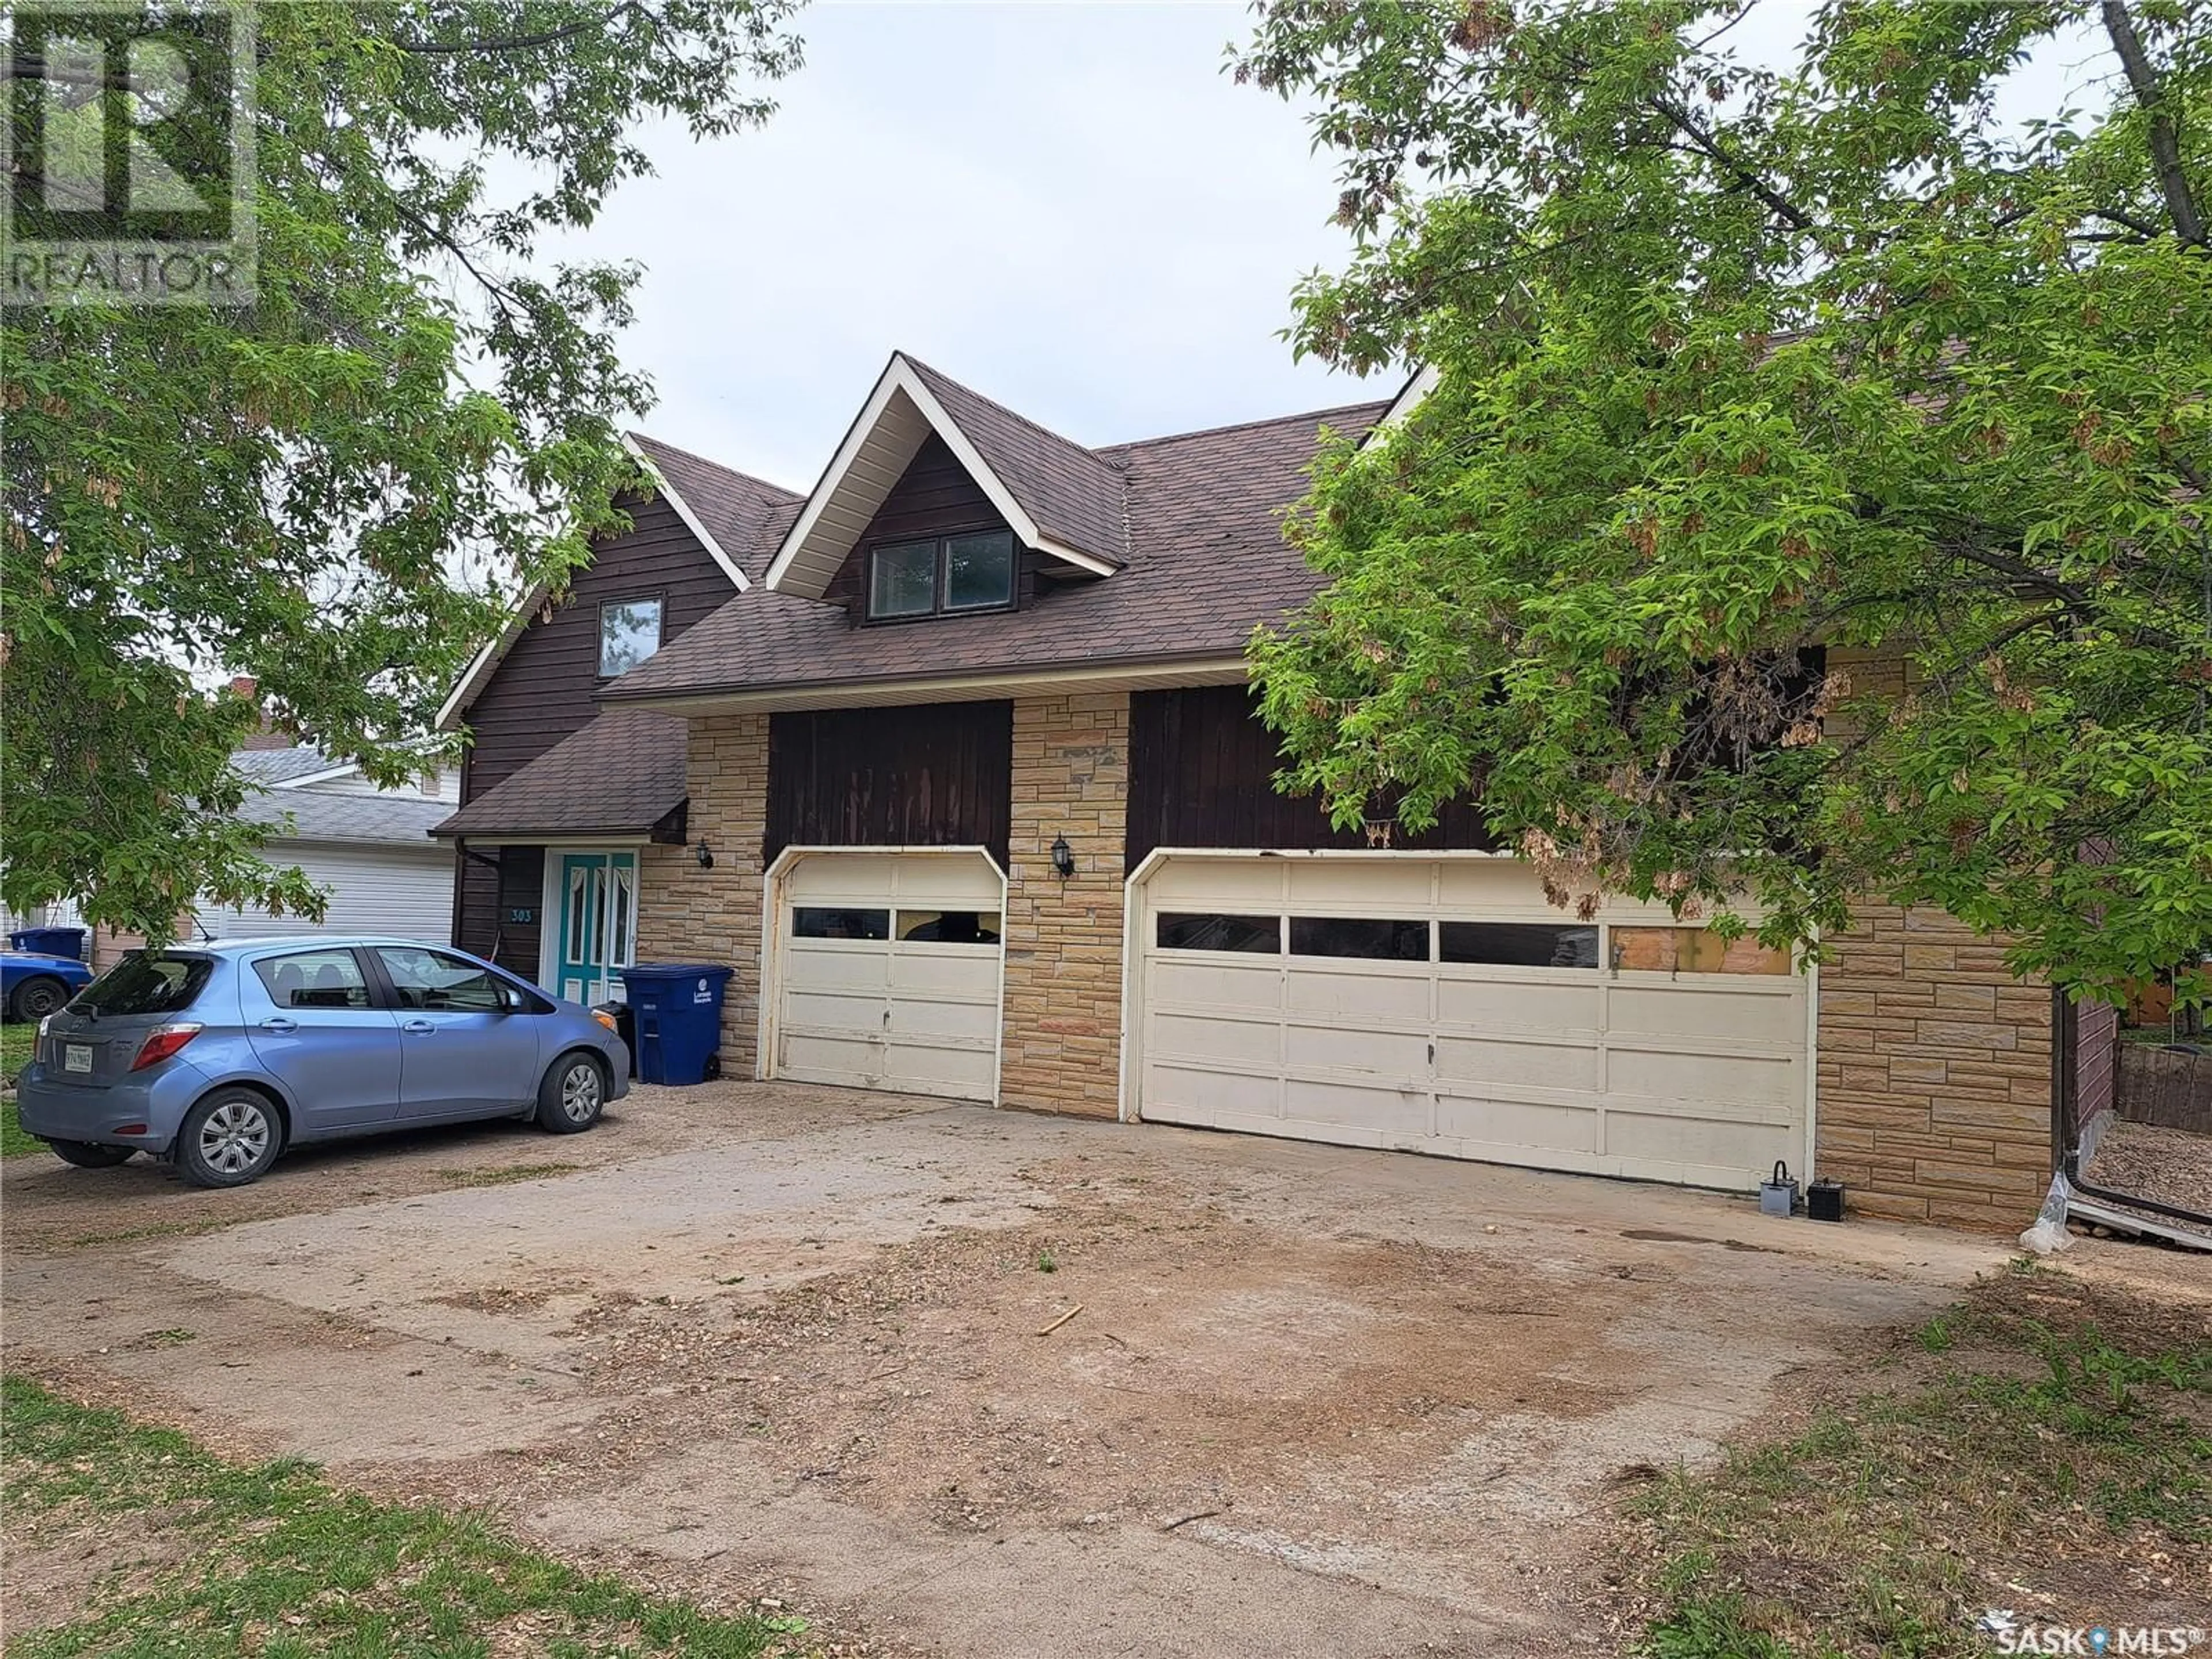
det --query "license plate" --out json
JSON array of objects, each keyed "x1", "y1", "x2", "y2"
[{"x1": 63, "y1": 1044, "x2": 93, "y2": 1074}]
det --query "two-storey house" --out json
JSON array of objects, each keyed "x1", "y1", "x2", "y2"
[{"x1": 441, "y1": 353, "x2": 2066, "y2": 1230}]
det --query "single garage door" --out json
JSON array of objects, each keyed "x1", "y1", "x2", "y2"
[
  {"x1": 1130, "y1": 854, "x2": 1809, "y2": 1191},
  {"x1": 768, "y1": 850, "x2": 1004, "y2": 1103}
]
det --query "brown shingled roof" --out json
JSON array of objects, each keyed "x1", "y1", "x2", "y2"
[
  {"x1": 903, "y1": 357, "x2": 1127, "y2": 570},
  {"x1": 432, "y1": 709, "x2": 688, "y2": 839},
  {"x1": 604, "y1": 397, "x2": 1389, "y2": 704},
  {"x1": 627, "y1": 434, "x2": 802, "y2": 574}
]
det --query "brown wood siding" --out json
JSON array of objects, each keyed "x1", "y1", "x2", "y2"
[
  {"x1": 1126, "y1": 685, "x2": 1497, "y2": 871},
  {"x1": 821, "y1": 435, "x2": 1037, "y2": 622},
  {"x1": 766, "y1": 702, "x2": 1013, "y2": 870},
  {"x1": 461, "y1": 493, "x2": 733, "y2": 800},
  {"x1": 453, "y1": 846, "x2": 544, "y2": 979},
  {"x1": 452, "y1": 490, "x2": 735, "y2": 967}
]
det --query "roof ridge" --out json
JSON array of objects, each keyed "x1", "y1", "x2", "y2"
[
  {"x1": 897, "y1": 355, "x2": 1116, "y2": 471},
  {"x1": 627, "y1": 430, "x2": 804, "y2": 503},
  {"x1": 1101, "y1": 397, "x2": 1395, "y2": 454}
]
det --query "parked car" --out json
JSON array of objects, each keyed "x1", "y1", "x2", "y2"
[
  {"x1": 2, "y1": 949, "x2": 95, "y2": 1024},
  {"x1": 13, "y1": 938, "x2": 628, "y2": 1187}
]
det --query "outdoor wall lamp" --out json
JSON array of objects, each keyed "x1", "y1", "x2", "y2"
[
  {"x1": 694, "y1": 839, "x2": 714, "y2": 870},
  {"x1": 1050, "y1": 834, "x2": 1075, "y2": 880}
]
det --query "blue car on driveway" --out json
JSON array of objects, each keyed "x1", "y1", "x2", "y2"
[
  {"x1": 2, "y1": 949, "x2": 95, "y2": 1023},
  {"x1": 14, "y1": 938, "x2": 629, "y2": 1187}
]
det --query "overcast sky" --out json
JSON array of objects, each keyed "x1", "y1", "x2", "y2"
[
  {"x1": 555, "y1": 2, "x2": 1382, "y2": 491},
  {"x1": 566, "y1": 2, "x2": 2114, "y2": 494}
]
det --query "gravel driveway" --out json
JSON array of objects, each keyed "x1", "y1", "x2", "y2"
[{"x1": 3, "y1": 1081, "x2": 2016, "y2": 1657}]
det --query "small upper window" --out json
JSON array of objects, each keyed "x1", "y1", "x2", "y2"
[
  {"x1": 599, "y1": 597, "x2": 664, "y2": 677},
  {"x1": 866, "y1": 532, "x2": 1015, "y2": 620}
]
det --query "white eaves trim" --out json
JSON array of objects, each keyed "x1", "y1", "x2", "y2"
[
  {"x1": 763, "y1": 354, "x2": 1117, "y2": 599},
  {"x1": 622, "y1": 433, "x2": 754, "y2": 594},
  {"x1": 1362, "y1": 364, "x2": 1438, "y2": 446},
  {"x1": 433, "y1": 441, "x2": 750, "y2": 732},
  {"x1": 270, "y1": 760, "x2": 361, "y2": 790}
]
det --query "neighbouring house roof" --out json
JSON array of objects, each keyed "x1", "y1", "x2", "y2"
[
  {"x1": 604, "y1": 393, "x2": 1393, "y2": 707},
  {"x1": 233, "y1": 745, "x2": 340, "y2": 787},
  {"x1": 241, "y1": 786, "x2": 455, "y2": 848},
  {"x1": 433, "y1": 445, "x2": 800, "y2": 731},
  {"x1": 430, "y1": 710, "x2": 689, "y2": 840}
]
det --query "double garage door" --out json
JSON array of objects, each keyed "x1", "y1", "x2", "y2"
[
  {"x1": 1129, "y1": 854, "x2": 1810, "y2": 1191},
  {"x1": 767, "y1": 850, "x2": 1003, "y2": 1103}
]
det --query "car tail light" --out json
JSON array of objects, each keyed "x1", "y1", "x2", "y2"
[{"x1": 130, "y1": 1023, "x2": 203, "y2": 1071}]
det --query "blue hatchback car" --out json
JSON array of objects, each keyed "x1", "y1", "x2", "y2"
[{"x1": 14, "y1": 938, "x2": 630, "y2": 1187}]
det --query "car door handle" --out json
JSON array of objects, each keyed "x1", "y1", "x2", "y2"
[
  {"x1": 260, "y1": 1017, "x2": 297, "y2": 1035},
  {"x1": 402, "y1": 1019, "x2": 435, "y2": 1035}
]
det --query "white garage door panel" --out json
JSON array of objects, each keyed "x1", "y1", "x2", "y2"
[
  {"x1": 1284, "y1": 966, "x2": 1426, "y2": 1020},
  {"x1": 1607, "y1": 983, "x2": 1801, "y2": 1043},
  {"x1": 1156, "y1": 1009, "x2": 1279, "y2": 1066},
  {"x1": 770, "y1": 851, "x2": 1003, "y2": 1103},
  {"x1": 1435, "y1": 975, "x2": 1603, "y2": 1032},
  {"x1": 1435, "y1": 1033, "x2": 1602, "y2": 1090},
  {"x1": 1135, "y1": 854, "x2": 1810, "y2": 1192},
  {"x1": 1433, "y1": 1092, "x2": 1599, "y2": 1151}
]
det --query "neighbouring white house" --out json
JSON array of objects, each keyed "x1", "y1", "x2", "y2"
[{"x1": 194, "y1": 744, "x2": 459, "y2": 944}]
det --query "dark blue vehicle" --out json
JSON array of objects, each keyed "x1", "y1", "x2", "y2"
[
  {"x1": 15, "y1": 938, "x2": 628, "y2": 1187},
  {"x1": 2, "y1": 948, "x2": 94, "y2": 1024}
]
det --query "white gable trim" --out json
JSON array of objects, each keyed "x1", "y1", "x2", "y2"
[
  {"x1": 763, "y1": 354, "x2": 1116, "y2": 599},
  {"x1": 435, "y1": 444, "x2": 751, "y2": 732},
  {"x1": 1363, "y1": 364, "x2": 1438, "y2": 446},
  {"x1": 622, "y1": 433, "x2": 754, "y2": 594},
  {"x1": 435, "y1": 585, "x2": 547, "y2": 731},
  {"x1": 270, "y1": 760, "x2": 362, "y2": 790}
]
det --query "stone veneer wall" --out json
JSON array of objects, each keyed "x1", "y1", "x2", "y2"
[
  {"x1": 999, "y1": 691, "x2": 1130, "y2": 1119},
  {"x1": 635, "y1": 711, "x2": 769, "y2": 1075},
  {"x1": 1811, "y1": 647, "x2": 2054, "y2": 1230},
  {"x1": 1813, "y1": 904, "x2": 2054, "y2": 1229}
]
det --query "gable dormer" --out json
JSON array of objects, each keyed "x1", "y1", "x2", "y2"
[{"x1": 764, "y1": 353, "x2": 1126, "y2": 613}]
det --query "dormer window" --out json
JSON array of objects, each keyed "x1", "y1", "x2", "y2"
[
  {"x1": 599, "y1": 597, "x2": 664, "y2": 677},
  {"x1": 867, "y1": 531, "x2": 1015, "y2": 621}
]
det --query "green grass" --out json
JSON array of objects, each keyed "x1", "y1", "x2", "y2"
[
  {"x1": 1625, "y1": 1271, "x2": 2212, "y2": 1659},
  {"x1": 2, "y1": 1376, "x2": 801, "y2": 1657},
  {"x1": 434, "y1": 1161, "x2": 582, "y2": 1188},
  {"x1": 2, "y1": 1023, "x2": 41, "y2": 1157}
]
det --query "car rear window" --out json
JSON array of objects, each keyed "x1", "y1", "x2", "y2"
[{"x1": 71, "y1": 952, "x2": 213, "y2": 1016}]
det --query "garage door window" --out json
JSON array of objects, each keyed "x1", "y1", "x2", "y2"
[
  {"x1": 1288, "y1": 916, "x2": 1430, "y2": 961},
  {"x1": 1439, "y1": 921, "x2": 1600, "y2": 969},
  {"x1": 1156, "y1": 912, "x2": 1280, "y2": 953},
  {"x1": 897, "y1": 909, "x2": 1002, "y2": 945},
  {"x1": 792, "y1": 906, "x2": 890, "y2": 941},
  {"x1": 1612, "y1": 926, "x2": 1790, "y2": 975}
]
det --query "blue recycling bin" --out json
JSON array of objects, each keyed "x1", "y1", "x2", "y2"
[
  {"x1": 618, "y1": 963, "x2": 734, "y2": 1086},
  {"x1": 10, "y1": 926, "x2": 86, "y2": 960}
]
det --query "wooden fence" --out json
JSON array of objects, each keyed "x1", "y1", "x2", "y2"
[{"x1": 2117, "y1": 1043, "x2": 2212, "y2": 1134}]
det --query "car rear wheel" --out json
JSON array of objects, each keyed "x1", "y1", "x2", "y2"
[
  {"x1": 536, "y1": 1052, "x2": 605, "y2": 1134},
  {"x1": 10, "y1": 975, "x2": 70, "y2": 1022},
  {"x1": 176, "y1": 1089, "x2": 282, "y2": 1188},
  {"x1": 46, "y1": 1139, "x2": 134, "y2": 1169}
]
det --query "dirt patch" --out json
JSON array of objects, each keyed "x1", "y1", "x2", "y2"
[
  {"x1": 2, "y1": 1502, "x2": 199, "y2": 1637},
  {"x1": 2083, "y1": 1119, "x2": 2212, "y2": 1238}
]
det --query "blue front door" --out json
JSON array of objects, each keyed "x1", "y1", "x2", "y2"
[{"x1": 556, "y1": 851, "x2": 637, "y2": 1006}]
